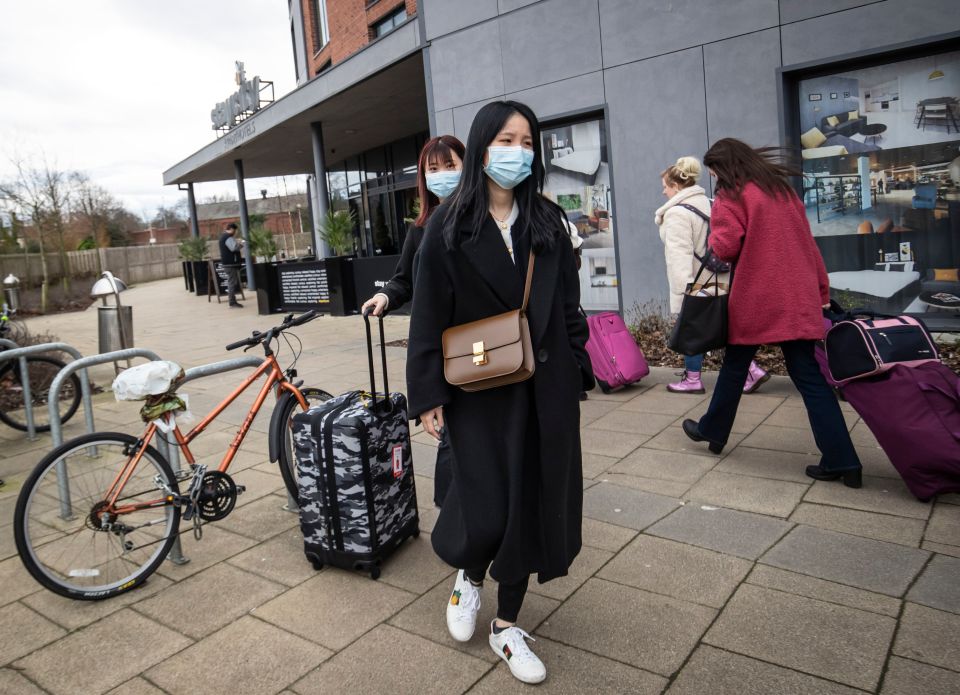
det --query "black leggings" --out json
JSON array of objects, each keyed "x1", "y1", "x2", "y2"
[{"x1": 464, "y1": 568, "x2": 529, "y2": 623}]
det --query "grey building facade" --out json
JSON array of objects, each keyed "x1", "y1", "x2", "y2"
[{"x1": 167, "y1": 0, "x2": 960, "y2": 315}]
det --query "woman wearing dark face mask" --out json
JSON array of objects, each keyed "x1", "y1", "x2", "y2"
[{"x1": 406, "y1": 101, "x2": 593, "y2": 684}]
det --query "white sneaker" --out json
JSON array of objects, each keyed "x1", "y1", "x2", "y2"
[
  {"x1": 445, "y1": 570, "x2": 481, "y2": 642},
  {"x1": 489, "y1": 622, "x2": 547, "y2": 684}
]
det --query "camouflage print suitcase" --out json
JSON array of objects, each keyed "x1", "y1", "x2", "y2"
[{"x1": 292, "y1": 314, "x2": 419, "y2": 579}]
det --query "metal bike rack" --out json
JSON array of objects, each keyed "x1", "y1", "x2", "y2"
[
  {"x1": 177, "y1": 356, "x2": 301, "y2": 511},
  {"x1": 0, "y1": 341, "x2": 96, "y2": 441}
]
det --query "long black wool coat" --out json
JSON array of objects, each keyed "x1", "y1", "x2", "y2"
[{"x1": 406, "y1": 204, "x2": 595, "y2": 585}]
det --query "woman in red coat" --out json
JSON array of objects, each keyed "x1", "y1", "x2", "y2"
[{"x1": 681, "y1": 138, "x2": 862, "y2": 487}]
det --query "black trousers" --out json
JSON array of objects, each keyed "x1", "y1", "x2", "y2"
[
  {"x1": 225, "y1": 267, "x2": 241, "y2": 304},
  {"x1": 699, "y1": 341, "x2": 862, "y2": 472},
  {"x1": 464, "y1": 567, "x2": 529, "y2": 623},
  {"x1": 434, "y1": 429, "x2": 453, "y2": 507}
]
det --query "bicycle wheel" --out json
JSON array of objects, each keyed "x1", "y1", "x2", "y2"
[
  {"x1": 14, "y1": 432, "x2": 181, "y2": 600},
  {"x1": 276, "y1": 387, "x2": 334, "y2": 501},
  {"x1": 0, "y1": 356, "x2": 82, "y2": 432}
]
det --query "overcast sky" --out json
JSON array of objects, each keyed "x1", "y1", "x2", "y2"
[{"x1": 0, "y1": 1, "x2": 302, "y2": 221}]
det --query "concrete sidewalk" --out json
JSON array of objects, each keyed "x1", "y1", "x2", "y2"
[{"x1": 1, "y1": 277, "x2": 958, "y2": 694}]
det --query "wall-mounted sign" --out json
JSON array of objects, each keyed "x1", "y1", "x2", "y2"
[{"x1": 210, "y1": 62, "x2": 273, "y2": 134}]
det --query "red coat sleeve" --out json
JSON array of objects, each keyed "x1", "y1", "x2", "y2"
[{"x1": 708, "y1": 194, "x2": 746, "y2": 263}]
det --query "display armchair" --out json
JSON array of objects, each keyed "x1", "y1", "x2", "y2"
[{"x1": 912, "y1": 183, "x2": 937, "y2": 210}]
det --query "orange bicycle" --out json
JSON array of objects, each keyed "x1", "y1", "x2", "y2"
[{"x1": 13, "y1": 310, "x2": 332, "y2": 600}]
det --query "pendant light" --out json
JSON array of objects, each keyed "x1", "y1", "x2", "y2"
[{"x1": 928, "y1": 55, "x2": 944, "y2": 81}]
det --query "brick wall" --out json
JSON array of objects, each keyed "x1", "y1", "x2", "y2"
[
  {"x1": 197, "y1": 211, "x2": 307, "y2": 240},
  {"x1": 302, "y1": 0, "x2": 417, "y2": 77}
]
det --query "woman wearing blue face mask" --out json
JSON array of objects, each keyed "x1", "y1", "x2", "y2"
[
  {"x1": 406, "y1": 101, "x2": 594, "y2": 684},
  {"x1": 361, "y1": 135, "x2": 465, "y2": 510},
  {"x1": 362, "y1": 135, "x2": 465, "y2": 317}
]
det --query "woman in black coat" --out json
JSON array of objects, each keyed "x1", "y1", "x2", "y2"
[
  {"x1": 362, "y1": 135, "x2": 465, "y2": 507},
  {"x1": 406, "y1": 100, "x2": 594, "y2": 684}
]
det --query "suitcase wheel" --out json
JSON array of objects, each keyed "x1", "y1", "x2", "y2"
[
  {"x1": 310, "y1": 559, "x2": 324, "y2": 571},
  {"x1": 597, "y1": 379, "x2": 612, "y2": 394},
  {"x1": 369, "y1": 566, "x2": 381, "y2": 580}
]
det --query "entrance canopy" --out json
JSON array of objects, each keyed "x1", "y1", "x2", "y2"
[{"x1": 163, "y1": 20, "x2": 428, "y2": 185}]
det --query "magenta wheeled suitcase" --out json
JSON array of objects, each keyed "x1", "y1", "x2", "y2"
[
  {"x1": 836, "y1": 363, "x2": 960, "y2": 501},
  {"x1": 585, "y1": 312, "x2": 649, "y2": 393}
]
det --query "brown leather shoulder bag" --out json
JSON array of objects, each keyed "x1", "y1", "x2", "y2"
[{"x1": 442, "y1": 253, "x2": 535, "y2": 392}]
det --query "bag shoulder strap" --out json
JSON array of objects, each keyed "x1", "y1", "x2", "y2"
[
  {"x1": 677, "y1": 203, "x2": 710, "y2": 223},
  {"x1": 521, "y1": 252, "x2": 535, "y2": 312}
]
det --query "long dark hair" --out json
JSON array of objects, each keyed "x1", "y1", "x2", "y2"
[
  {"x1": 414, "y1": 135, "x2": 465, "y2": 227},
  {"x1": 703, "y1": 138, "x2": 800, "y2": 200},
  {"x1": 442, "y1": 100, "x2": 563, "y2": 253}
]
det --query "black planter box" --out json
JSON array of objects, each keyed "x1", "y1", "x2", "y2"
[
  {"x1": 253, "y1": 262, "x2": 283, "y2": 315},
  {"x1": 190, "y1": 260, "x2": 209, "y2": 296},
  {"x1": 277, "y1": 256, "x2": 357, "y2": 316},
  {"x1": 352, "y1": 254, "x2": 408, "y2": 315},
  {"x1": 182, "y1": 261, "x2": 194, "y2": 292}
]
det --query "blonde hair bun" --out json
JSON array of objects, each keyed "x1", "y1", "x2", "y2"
[{"x1": 674, "y1": 156, "x2": 702, "y2": 183}]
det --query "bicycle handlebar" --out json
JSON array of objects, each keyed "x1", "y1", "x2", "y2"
[{"x1": 225, "y1": 310, "x2": 320, "y2": 351}]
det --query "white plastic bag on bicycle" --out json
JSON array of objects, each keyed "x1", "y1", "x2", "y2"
[{"x1": 112, "y1": 360, "x2": 184, "y2": 401}]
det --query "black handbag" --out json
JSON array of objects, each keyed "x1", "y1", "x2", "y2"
[{"x1": 668, "y1": 260, "x2": 730, "y2": 356}]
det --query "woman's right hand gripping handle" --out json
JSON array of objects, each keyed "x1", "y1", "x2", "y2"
[{"x1": 419, "y1": 406, "x2": 445, "y2": 441}]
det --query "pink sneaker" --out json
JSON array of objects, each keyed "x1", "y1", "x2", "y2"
[
  {"x1": 667, "y1": 371, "x2": 705, "y2": 394},
  {"x1": 743, "y1": 362, "x2": 770, "y2": 394}
]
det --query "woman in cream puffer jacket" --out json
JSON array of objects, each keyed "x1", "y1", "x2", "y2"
[{"x1": 655, "y1": 157, "x2": 768, "y2": 394}]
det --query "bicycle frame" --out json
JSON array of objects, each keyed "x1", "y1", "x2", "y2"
[{"x1": 103, "y1": 353, "x2": 308, "y2": 515}]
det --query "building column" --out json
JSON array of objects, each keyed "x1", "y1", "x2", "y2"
[
  {"x1": 310, "y1": 121, "x2": 333, "y2": 258},
  {"x1": 234, "y1": 159, "x2": 257, "y2": 290},
  {"x1": 186, "y1": 183, "x2": 200, "y2": 238}
]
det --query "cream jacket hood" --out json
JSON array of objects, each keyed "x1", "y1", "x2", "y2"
[{"x1": 654, "y1": 185, "x2": 711, "y2": 314}]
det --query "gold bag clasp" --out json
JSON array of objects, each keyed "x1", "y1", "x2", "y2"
[{"x1": 472, "y1": 341, "x2": 487, "y2": 366}]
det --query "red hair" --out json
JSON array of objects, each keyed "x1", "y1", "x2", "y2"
[{"x1": 415, "y1": 135, "x2": 465, "y2": 227}]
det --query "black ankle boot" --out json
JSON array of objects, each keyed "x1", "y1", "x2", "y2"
[
  {"x1": 681, "y1": 419, "x2": 724, "y2": 454},
  {"x1": 805, "y1": 465, "x2": 862, "y2": 489}
]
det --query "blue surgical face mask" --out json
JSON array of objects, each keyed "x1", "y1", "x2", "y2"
[
  {"x1": 424, "y1": 170, "x2": 461, "y2": 199},
  {"x1": 484, "y1": 146, "x2": 534, "y2": 190}
]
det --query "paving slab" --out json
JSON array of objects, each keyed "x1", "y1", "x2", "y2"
[
  {"x1": 641, "y1": 426, "x2": 746, "y2": 458},
  {"x1": 218, "y1": 492, "x2": 301, "y2": 542},
  {"x1": 747, "y1": 564, "x2": 901, "y2": 618},
  {"x1": 789, "y1": 502, "x2": 926, "y2": 547},
  {"x1": 645, "y1": 504, "x2": 792, "y2": 560},
  {"x1": 761, "y1": 525, "x2": 929, "y2": 597},
  {"x1": 581, "y1": 482, "x2": 680, "y2": 530},
  {"x1": 0, "y1": 669, "x2": 45, "y2": 695},
  {"x1": 588, "y1": 409, "x2": 677, "y2": 436},
  {"x1": 739, "y1": 424, "x2": 821, "y2": 455},
  {"x1": 147, "y1": 615, "x2": 328, "y2": 695},
  {"x1": 803, "y1": 477, "x2": 933, "y2": 520},
  {"x1": 598, "y1": 534, "x2": 752, "y2": 608},
  {"x1": 538, "y1": 578, "x2": 716, "y2": 677},
  {"x1": 253, "y1": 568, "x2": 416, "y2": 650},
  {"x1": 0, "y1": 602, "x2": 66, "y2": 666},
  {"x1": 894, "y1": 602, "x2": 960, "y2": 672},
  {"x1": 672, "y1": 406, "x2": 769, "y2": 435},
  {"x1": 597, "y1": 472, "x2": 693, "y2": 498},
  {"x1": 907, "y1": 554, "x2": 960, "y2": 614},
  {"x1": 154, "y1": 525, "x2": 259, "y2": 581},
  {"x1": 134, "y1": 562, "x2": 286, "y2": 639},
  {"x1": 925, "y1": 504, "x2": 960, "y2": 546},
  {"x1": 580, "y1": 452, "x2": 619, "y2": 479},
  {"x1": 580, "y1": 517, "x2": 637, "y2": 553},
  {"x1": 881, "y1": 656, "x2": 960, "y2": 695},
  {"x1": 609, "y1": 447, "x2": 717, "y2": 484},
  {"x1": 577, "y1": 397, "x2": 622, "y2": 425},
  {"x1": 578, "y1": 428, "x2": 650, "y2": 458},
  {"x1": 704, "y1": 584, "x2": 896, "y2": 691},
  {"x1": 471, "y1": 636, "x2": 667, "y2": 694},
  {"x1": 922, "y1": 540, "x2": 960, "y2": 559},
  {"x1": 617, "y1": 391, "x2": 708, "y2": 416},
  {"x1": 528, "y1": 545, "x2": 613, "y2": 601},
  {"x1": 667, "y1": 644, "x2": 864, "y2": 695},
  {"x1": 105, "y1": 676, "x2": 168, "y2": 694},
  {"x1": 0, "y1": 556, "x2": 42, "y2": 608},
  {"x1": 713, "y1": 446, "x2": 818, "y2": 484},
  {"x1": 388, "y1": 576, "x2": 560, "y2": 664},
  {"x1": 292, "y1": 624, "x2": 488, "y2": 695},
  {"x1": 375, "y1": 532, "x2": 455, "y2": 594},
  {"x1": 685, "y1": 470, "x2": 808, "y2": 518},
  {"x1": 226, "y1": 528, "x2": 316, "y2": 587},
  {"x1": 22, "y1": 572, "x2": 173, "y2": 631},
  {"x1": 731, "y1": 393, "x2": 788, "y2": 415},
  {"x1": 763, "y1": 403, "x2": 859, "y2": 431},
  {"x1": 13, "y1": 609, "x2": 192, "y2": 695}
]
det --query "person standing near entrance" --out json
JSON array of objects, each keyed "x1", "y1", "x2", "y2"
[
  {"x1": 361, "y1": 134, "x2": 466, "y2": 508},
  {"x1": 681, "y1": 138, "x2": 862, "y2": 487},
  {"x1": 656, "y1": 156, "x2": 768, "y2": 394},
  {"x1": 219, "y1": 222, "x2": 244, "y2": 308},
  {"x1": 406, "y1": 100, "x2": 593, "y2": 684}
]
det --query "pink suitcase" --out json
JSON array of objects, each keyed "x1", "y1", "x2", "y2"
[{"x1": 585, "y1": 312, "x2": 649, "y2": 393}]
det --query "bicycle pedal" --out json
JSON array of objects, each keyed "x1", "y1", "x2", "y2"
[{"x1": 236, "y1": 485, "x2": 246, "y2": 495}]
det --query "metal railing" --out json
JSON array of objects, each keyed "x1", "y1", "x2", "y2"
[{"x1": 0, "y1": 341, "x2": 95, "y2": 440}]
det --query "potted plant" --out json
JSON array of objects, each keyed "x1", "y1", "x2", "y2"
[
  {"x1": 248, "y1": 226, "x2": 282, "y2": 315},
  {"x1": 178, "y1": 236, "x2": 210, "y2": 295},
  {"x1": 318, "y1": 209, "x2": 358, "y2": 315},
  {"x1": 319, "y1": 209, "x2": 356, "y2": 257},
  {"x1": 249, "y1": 226, "x2": 279, "y2": 263}
]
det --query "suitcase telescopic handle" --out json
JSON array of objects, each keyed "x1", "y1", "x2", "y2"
[{"x1": 362, "y1": 309, "x2": 390, "y2": 410}]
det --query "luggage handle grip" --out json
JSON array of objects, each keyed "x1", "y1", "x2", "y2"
[{"x1": 362, "y1": 309, "x2": 391, "y2": 411}]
